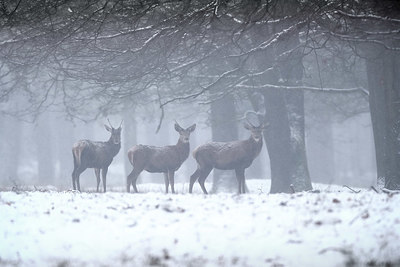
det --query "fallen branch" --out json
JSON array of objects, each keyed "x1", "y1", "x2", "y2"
[
  {"x1": 370, "y1": 186, "x2": 380, "y2": 193},
  {"x1": 343, "y1": 185, "x2": 361, "y2": 193},
  {"x1": 382, "y1": 188, "x2": 400, "y2": 196},
  {"x1": 319, "y1": 247, "x2": 352, "y2": 256},
  {"x1": 290, "y1": 184, "x2": 296, "y2": 194}
]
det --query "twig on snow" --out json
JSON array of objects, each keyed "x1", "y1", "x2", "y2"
[
  {"x1": 290, "y1": 184, "x2": 296, "y2": 194},
  {"x1": 343, "y1": 185, "x2": 361, "y2": 193},
  {"x1": 370, "y1": 186, "x2": 380, "y2": 193},
  {"x1": 382, "y1": 188, "x2": 400, "y2": 196}
]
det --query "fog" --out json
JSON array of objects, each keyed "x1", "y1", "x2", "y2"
[
  {"x1": 2, "y1": 2, "x2": 400, "y2": 266},
  {"x1": 0, "y1": 1, "x2": 398, "y2": 193},
  {"x1": 0, "y1": 95, "x2": 376, "y2": 190}
]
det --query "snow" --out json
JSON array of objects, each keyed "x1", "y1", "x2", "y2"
[{"x1": 1, "y1": 180, "x2": 400, "y2": 266}]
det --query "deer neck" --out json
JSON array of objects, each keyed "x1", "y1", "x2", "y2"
[
  {"x1": 247, "y1": 135, "x2": 263, "y2": 153},
  {"x1": 106, "y1": 138, "x2": 121, "y2": 155},
  {"x1": 176, "y1": 139, "x2": 190, "y2": 162}
]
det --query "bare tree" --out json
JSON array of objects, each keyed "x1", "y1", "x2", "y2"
[{"x1": 1, "y1": 0, "x2": 399, "y2": 191}]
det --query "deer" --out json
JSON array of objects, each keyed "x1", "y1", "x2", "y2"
[
  {"x1": 71, "y1": 120, "x2": 122, "y2": 192},
  {"x1": 189, "y1": 120, "x2": 266, "y2": 194},
  {"x1": 127, "y1": 122, "x2": 196, "y2": 193}
]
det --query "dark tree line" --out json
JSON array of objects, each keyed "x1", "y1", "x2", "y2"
[{"x1": 1, "y1": 0, "x2": 399, "y2": 191}]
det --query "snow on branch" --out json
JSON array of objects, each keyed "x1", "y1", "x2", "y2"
[
  {"x1": 229, "y1": 19, "x2": 308, "y2": 58},
  {"x1": 326, "y1": 31, "x2": 400, "y2": 51},
  {"x1": 160, "y1": 67, "x2": 241, "y2": 107},
  {"x1": 334, "y1": 10, "x2": 400, "y2": 24},
  {"x1": 235, "y1": 83, "x2": 369, "y2": 95}
]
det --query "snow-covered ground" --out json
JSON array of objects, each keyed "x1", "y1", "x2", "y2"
[{"x1": 1, "y1": 180, "x2": 399, "y2": 267}]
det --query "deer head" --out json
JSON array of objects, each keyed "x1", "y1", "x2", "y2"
[
  {"x1": 244, "y1": 122, "x2": 266, "y2": 142},
  {"x1": 175, "y1": 122, "x2": 196, "y2": 143},
  {"x1": 105, "y1": 119, "x2": 123, "y2": 145}
]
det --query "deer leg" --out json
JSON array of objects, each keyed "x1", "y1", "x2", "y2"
[
  {"x1": 101, "y1": 168, "x2": 108, "y2": 193},
  {"x1": 189, "y1": 168, "x2": 201, "y2": 193},
  {"x1": 242, "y1": 175, "x2": 247, "y2": 194},
  {"x1": 72, "y1": 167, "x2": 82, "y2": 191},
  {"x1": 168, "y1": 170, "x2": 175, "y2": 194},
  {"x1": 163, "y1": 172, "x2": 169, "y2": 193},
  {"x1": 94, "y1": 168, "x2": 101, "y2": 192},
  {"x1": 198, "y1": 167, "x2": 212, "y2": 194},
  {"x1": 128, "y1": 168, "x2": 142, "y2": 193},
  {"x1": 72, "y1": 169, "x2": 76, "y2": 190},
  {"x1": 127, "y1": 169, "x2": 134, "y2": 192},
  {"x1": 235, "y1": 169, "x2": 245, "y2": 194},
  {"x1": 76, "y1": 176, "x2": 81, "y2": 192}
]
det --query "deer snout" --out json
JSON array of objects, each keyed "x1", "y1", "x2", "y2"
[{"x1": 253, "y1": 135, "x2": 262, "y2": 142}]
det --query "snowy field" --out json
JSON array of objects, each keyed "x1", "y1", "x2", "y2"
[{"x1": 1, "y1": 180, "x2": 400, "y2": 267}]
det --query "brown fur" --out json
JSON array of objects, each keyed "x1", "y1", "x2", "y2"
[
  {"x1": 126, "y1": 123, "x2": 196, "y2": 193},
  {"x1": 189, "y1": 123, "x2": 265, "y2": 194}
]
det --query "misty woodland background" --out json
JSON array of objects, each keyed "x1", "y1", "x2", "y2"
[{"x1": 0, "y1": 0, "x2": 399, "y2": 192}]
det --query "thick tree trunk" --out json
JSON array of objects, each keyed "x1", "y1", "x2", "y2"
[
  {"x1": 261, "y1": 89, "x2": 293, "y2": 193},
  {"x1": 210, "y1": 93, "x2": 238, "y2": 193},
  {"x1": 286, "y1": 90, "x2": 313, "y2": 191},
  {"x1": 249, "y1": 0, "x2": 312, "y2": 193},
  {"x1": 260, "y1": 88, "x2": 312, "y2": 193},
  {"x1": 273, "y1": 1, "x2": 312, "y2": 192},
  {"x1": 367, "y1": 48, "x2": 400, "y2": 189}
]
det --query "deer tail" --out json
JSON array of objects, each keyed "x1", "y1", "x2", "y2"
[
  {"x1": 128, "y1": 149, "x2": 134, "y2": 165},
  {"x1": 72, "y1": 143, "x2": 85, "y2": 167}
]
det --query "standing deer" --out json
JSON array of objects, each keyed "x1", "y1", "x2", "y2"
[
  {"x1": 189, "y1": 121, "x2": 266, "y2": 194},
  {"x1": 72, "y1": 120, "x2": 122, "y2": 192},
  {"x1": 127, "y1": 122, "x2": 196, "y2": 193}
]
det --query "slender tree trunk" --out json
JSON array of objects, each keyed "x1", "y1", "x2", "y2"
[
  {"x1": 366, "y1": 47, "x2": 400, "y2": 189},
  {"x1": 35, "y1": 113, "x2": 55, "y2": 185},
  {"x1": 210, "y1": 93, "x2": 238, "y2": 193},
  {"x1": 123, "y1": 106, "x2": 137, "y2": 179},
  {"x1": 306, "y1": 104, "x2": 335, "y2": 184},
  {"x1": 54, "y1": 118, "x2": 74, "y2": 189},
  {"x1": 0, "y1": 116, "x2": 21, "y2": 185}
]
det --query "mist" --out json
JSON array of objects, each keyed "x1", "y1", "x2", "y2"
[{"x1": 1, "y1": 1, "x2": 400, "y2": 266}]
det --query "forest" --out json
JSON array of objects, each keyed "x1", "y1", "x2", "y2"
[
  {"x1": 0, "y1": 1, "x2": 400, "y2": 266},
  {"x1": 1, "y1": 0, "x2": 398, "y2": 192}
]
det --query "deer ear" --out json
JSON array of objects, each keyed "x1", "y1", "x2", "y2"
[
  {"x1": 104, "y1": 124, "x2": 112, "y2": 132},
  {"x1": 243, "y1": 122, "x2": 252, "y2": 130},
  {"x1": 187, "y1": 124, "x2": 196, "y2": 132},
  {"x1": 174, "y1": 123, "x2": 183, "y2": 132}
]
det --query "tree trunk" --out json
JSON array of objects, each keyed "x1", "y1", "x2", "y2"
[
  {"x1": 123, "y1": 106, "x2": 137, "y2": 179},
  {"x1": 35, "y1": 113, "x2": 55, "y2": 185},
  {"x1": 366, "y1": 47, "x2": 400, "y2": 190},
  {"x1": 273, "y1": 0, "x2": 312, "y2": 192},
  {"x1": 306, "y1": 104, "x2": 335, "y2": 184},
  {"x1": 210, "y1": 93, "x2": 238, "y2": 193},
  {"x1": 54, "y1": 118, "x2": 74, "y2": 189},
  {"x1": 286, "y1": 90, "x2": 313, "y2": 191},
  {"x1": 248, "y1": 0, "x2": 312, "y2": 193},
  {"x1": 261, "y1": 89, "x2": 293, "y2": 193},
  {"x1": 0, "y1": 116, "x2": 21, "y2": 186}
]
